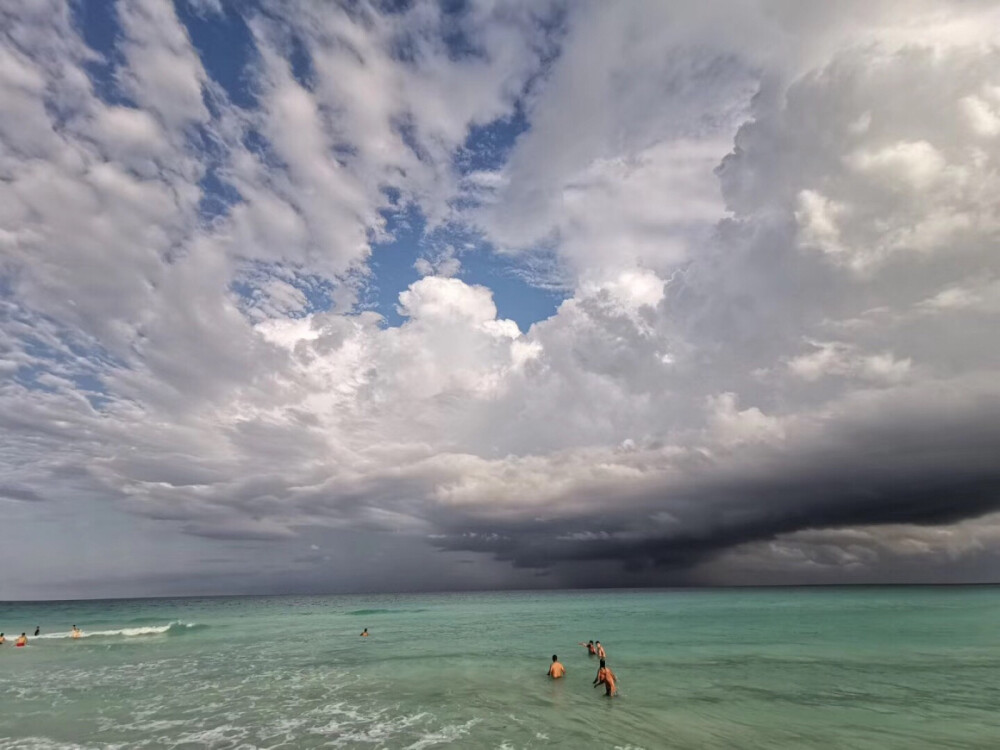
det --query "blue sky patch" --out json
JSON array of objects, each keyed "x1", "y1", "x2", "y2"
[
  {"x1": 177, "y1": 1, "x2": 258, "y2": 110},
  {"x1": 365, "y1": 206, "x2": 565, "y2": 331}
]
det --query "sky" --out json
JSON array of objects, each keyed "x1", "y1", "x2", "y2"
[{"x1": 1, "y1": 0, "x2": 1000, "y2": 600}]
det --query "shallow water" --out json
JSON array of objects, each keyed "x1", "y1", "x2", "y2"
[{"x1": 1, "y1": 587, "x2": 998, "y2": 749}]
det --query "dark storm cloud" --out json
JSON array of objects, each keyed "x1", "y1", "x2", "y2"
[{"x1": 430, "y1": 394, "x2": 1000, "y2": 574}]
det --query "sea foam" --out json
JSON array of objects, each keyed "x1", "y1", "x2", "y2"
[{"x1": 33, "y1": 621, "x2": 199, "y2": 639}]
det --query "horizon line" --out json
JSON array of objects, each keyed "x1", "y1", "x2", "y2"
[{"x1": 3, "y1": 580, "x2": 998, "y2": 605}]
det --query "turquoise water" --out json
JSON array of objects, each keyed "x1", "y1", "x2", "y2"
[{"x1": 1, "y1": 588, "x2": 998, "y2": 749}]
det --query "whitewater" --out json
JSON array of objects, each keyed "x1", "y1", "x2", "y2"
[{"x1": 30, "y1": 622, "x2": 197, "y2": 640}]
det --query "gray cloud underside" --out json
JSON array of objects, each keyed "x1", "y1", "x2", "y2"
[
  {"x1": 0, "y1": 484, "x2": 44, "y2": 502},
  {"x1": 431, "y1": 394, "x2": 1000, "y2": 570}
]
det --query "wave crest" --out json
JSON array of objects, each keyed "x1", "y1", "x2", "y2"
[{"x1": 33, "y1": 621, "x2": 201, "y2": 639}]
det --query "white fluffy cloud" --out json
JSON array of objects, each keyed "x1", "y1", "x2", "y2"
[{"x1": 2, "y1": 0, "x2": 1000, "y2": 596}]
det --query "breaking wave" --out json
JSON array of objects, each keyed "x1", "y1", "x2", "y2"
[{"x1": 33, "y1": 622, "x2": 202, "y2": 639}]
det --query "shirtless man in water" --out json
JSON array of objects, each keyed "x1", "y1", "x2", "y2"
[
  {"x1": 360, "y1": 628, "x2": 369, "y2": 637},
  {"x1": 595, "y1": 641, "x2": 606, "y2": 659},
  {"x1": 593, "y1": 659, "x2": 617, "y2": 696},
  {"x1": 15, "y1": 633, "x2": 28, "y2": 647},
  {"x1": 547, "y1": 654, "x2": 565, "y2": 679},
  {"x1": 578, "y1": 640, "x2": 597, "y2": 655}
]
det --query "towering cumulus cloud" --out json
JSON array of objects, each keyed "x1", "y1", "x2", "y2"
[{"x1": 1, "y1": 0, "x2": 999, "y2": 596}]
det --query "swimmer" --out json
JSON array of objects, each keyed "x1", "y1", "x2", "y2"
[
  {"x1": 595, "y1": 641, "x2": 606, "y2": 659},
  {"x1": 15, "y1": 633, "x2": 28, "y2": 647},
  {"x1": 593, "y1": 658, "x2": 617, "y2": 696},
  {"x1": 547, "y1": 654, "x2": 565, "y2": 679},
  {"x1": 360, "y1": 628, "x2": 369, "y2": 637},
  {"x1": 34, "y1": 626, "x2": 40, "y2": 636},
  {"x1": 71, "y1": 625, "x2": 81, "y2": 639},
  {"x1": 578, "y1": 640, "x2": 597, "y2": 655},
  {"x1": 0, "y1": 632, "x2": 5, "y2": 645}
]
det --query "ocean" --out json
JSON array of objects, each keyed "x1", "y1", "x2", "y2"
[{"x1": 1, "y1": 587, "x2": 998, "y2": 749}]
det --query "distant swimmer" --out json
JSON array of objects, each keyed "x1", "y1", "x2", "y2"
[
  {"x1": 34, "y1": 626, "x2": 40, "y2": 636},
  {"x1": 547, "y1": 654, "x2": 565, "y2": 679},
  {"x1": 0, "y1": 633, "x2": 5, "y2": 645},
  {"x1": 71, "y1": 625, "x2": 81, "y2": 639},
  {"x1": 15, "y1": 633, "x2": 28, "y2": 648},
  {"x1": 593, "y1": 659, "x2": 617, "y2": 697},
  {"x1": 360, "y1": 628, "x2": 369, "y2": 637},
  {"x1": 595, "y1": 641, "x2": 606, "y2": 659},
  {"x1": 578, "y1": 640, "x2": 597, "y2": 655}
]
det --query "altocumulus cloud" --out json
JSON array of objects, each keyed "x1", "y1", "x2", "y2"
[{"x1": 1, "y1": 0, "x2": 1000, "y2": 596}]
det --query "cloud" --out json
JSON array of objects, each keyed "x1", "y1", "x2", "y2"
[
  {"x1": 116, "y1": 0, "x2": 211, "y2": 129},
  {"x1": 916, "y1": 277, "x2": 1000, "y2": 315},
  {"x1": 0, "y1": 485, "x2": 44, "y2": 502},
  {"x1": 427, "y1": 380, "x2": 1000, "y2": 573},
  {"x1": 698, "y1": 511, "x2": 1000, "y2": 585},
  {"x1": 2, "y1": 0, "x2": 1000, "y2": 596},
  {"x1": 723, "y1": 45, "x2": 1000, "y2": 274},
  {"x1": 786, "y1": 341, "x2": 911, "y2": 384}
]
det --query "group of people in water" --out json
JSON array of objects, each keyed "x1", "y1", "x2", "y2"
[
  {"x1": 358, "y1": 627, "x2": 616, "y2": 696},
  {"x1": 546, "y1": 639, "x2": 618, "y2": 696},
  {"x1": 0, "y1": 632, "x2": 29, "y2": 647},
  {"x1": 0, "y1": 625, "x2": 81, "y2": 648}
]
